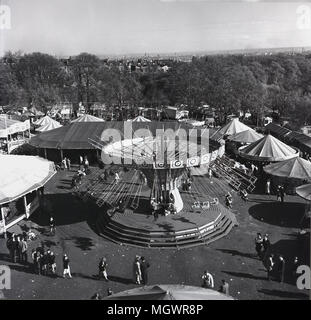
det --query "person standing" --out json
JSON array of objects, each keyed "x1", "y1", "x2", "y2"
[
  {"x1": 140, "y1": 257, "x2": 150, "y2": 285},
  {"x1": 107, "y1": 288, "x2": 113, "y2": 296},
  {"x1": 32, "y1": 249, "x2": 42, "y2": 275},
  {"x1": 263, "y1": 234, "x2": 271, "y2": 256},
  {"x1": 63, "y1": 254, "x2": 72, "y2": 278},
  {"x1": 98, "y1": 257, "x2": 109, "y2": 281},
  {"x1": 41, "y1": 250, "x2": 49, "y2": 276},
  {"x1": 16, "y1": 236, "x2": 22, "y2": 263},
  {"x1": 255, "y1": 233, "x2": 264, "y2": 259},
  {"x1": 219, "y1": 279, "x2": 229, "y2": 295},
  {"x1": 49, "y1": 217, "x2": 56, "y2": 235},
  {"x1": 20, "y1": 237, "x2": 28, "y2": 264},
  {"x1": 133, "y1": 256, "x2": 142, "y2": 285},
  {"x1": 276, "y1": 186, "x2": 281, "y2": 202},
  {"x1": 201, "y1": 270, "x2": 214, "y2": 289},
  {"x1": 291, "y1": 257, "x2": 299, "y2": 283},
  {"x1": 277, "y1": 255, "x2": 286, "y2": 283},
  {"x1": 265, "y1": 179, "x2": 271, "y2": 195},
  {"x1": 84, "y1": 156, "x2": 89, "y2": 171},
  {"x1": 62, "y1": 157, "x2": 68, "y2": 170},
  {"x1": 280, "y1": 186, "x2": 285, "y2": 203},
  {"x1": 114, "y1": 172, "x2": 120, "y2": 184},
  {"x1": 48, "y1": 251, "x2": 57, "y2": 275},
  {"x1": 79, "y1": 155, "x2": 83, "y2": 166},
  {"x1": 66, "y1": 157, "x2": 71, "y2": 171},
  {"x1": 7, "y1": 233, "x2": 14, "y2": 263}
]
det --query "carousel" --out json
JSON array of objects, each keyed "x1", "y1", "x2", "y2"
[{"x1": 76, "y1": 122, "x2": 237, "y2": 249}]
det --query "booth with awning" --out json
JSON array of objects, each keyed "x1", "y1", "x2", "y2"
[
  {"x1": 0, "y1": 116, "x2": 31, "y2": 153},
  {"x1": 0, "y1": 155, "x2": 56, "y2": 236}
]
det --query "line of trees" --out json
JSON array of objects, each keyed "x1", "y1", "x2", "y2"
[{"x1": 1, "y1": 51, "x2": 311, "y2": 129}]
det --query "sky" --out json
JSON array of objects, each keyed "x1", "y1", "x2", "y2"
[{"x1": 1, "y1": 0, "x2": 311, "y2": 56}]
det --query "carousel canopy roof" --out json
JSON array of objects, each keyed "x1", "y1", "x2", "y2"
[
  {"x1": 264, "y1": 157, "x2": 311, "y2": 181},
  {"x1": 239, "y1": 134, "x2": 299, "y2": 162},
  {"x1": 36, "y1": 120, "x2": 62, "y2": 132},
  {"x1": 71, "y1": 114, "x2": 104, "y2": 123},
  {"x1": 103, "y1": 285, "x2": 234, "y2": 300},
  {"x1": 34, "y1": 115, "x2": 56, "y2": 127},
  {"x1": 296, "y1": 184, "x2": 311, "y2": 201},
  {"x1": 0, "y1": 155, "x2": 56, "y2": 205},
  {"x1": 132, "y1": 116, "x2": 151, "y2": 122},
  {"x1": 228, "y1": 129, "x2": 263, "y2": 144},
  {"x1": 218, "y1": 118, "x2": 253, "y2": 137},
  {"x1": 29, "y1": 121, "x2": 197, "y2": 150}
]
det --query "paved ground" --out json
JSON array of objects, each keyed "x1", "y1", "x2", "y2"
[{"x1": 0, "y1": 168, "x2": 310, "y2": 300}]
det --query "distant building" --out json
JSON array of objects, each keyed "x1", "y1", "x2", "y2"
[{"x1": 301, "y1": 125, "x2": 311, "y2": 137}]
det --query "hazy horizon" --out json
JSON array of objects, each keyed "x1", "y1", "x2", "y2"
[{"x1": 1, "y1": 0, "x2": 311, "y2": 56}]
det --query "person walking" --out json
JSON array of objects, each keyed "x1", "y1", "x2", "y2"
[
  {"x1": 225, "y1": 192, "x2": 233, "y2": 209},
  {"x1": 140, "y1": 257, "x2": 150, "y2": 285},
  {"x1": 98, "y1": 257, "x2": 109, "y2": 281},
  {"x1": 201, "y1": 270, "x2": 214, "y2": 289},
  {"x1": 133, "y1": 256, "x2": 142, "y2": 285},
  {"x1": 63, "y1": 254, "x2": 72, "y2": 278},
  {"x1": 49, "y1": 217, "x2": 56, "y2": 235},
  {"x1": 219, "y1": 279, "x2": 229, "y2": 295},
  {"x1": 277, "y1": 255, "x2": 286, "y2": 283},
  {"x1": 48, "y1": 251, "x2": 57, "y2": 275},
  {"x1": 255, "y1": 233, "x2": 264, "y2": 259}
]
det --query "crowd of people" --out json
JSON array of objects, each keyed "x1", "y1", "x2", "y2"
[{"x1": 254, "y1": 233, "x2": 300, "y2": 284}]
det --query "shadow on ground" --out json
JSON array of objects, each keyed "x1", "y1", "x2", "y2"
[
  {"x1": 249, "y1": 202, "x2": 305, "y2": 228},
  {"x1": 30, "y1": 193, "x2": 95, "y2": 227}
]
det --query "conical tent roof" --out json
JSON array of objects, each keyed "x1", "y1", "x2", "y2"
[
  {"x1": 34, "y1": 115, "x2": 55, "y2": 126},
  {"x1": 37, "y1": 121, "x2": 62, "y2": 132},
  {"x1": 71, "y1": 114, "x2": 104, "y2": 122},
  {"x1": 218, "y1": 118, "x2": 253, "y2": 136},
  {"x1": 239, "y1": 134, "x2": 299, "y2": 162},
  {"x1": 264, "y1": 157, "x2": 311, "y2": 181},
  {"x1": 103, "y1": 285, "x2": 233, "y2": 300},
  {"x1": 132, "y1": 115, "x2": 151, "y2": 122},
  {"x1": 228, "y1": 129, "x2": 263, "y2": 144},
  {"x1": 296, "y1": 184, "x2": 311, "y2": 201}
]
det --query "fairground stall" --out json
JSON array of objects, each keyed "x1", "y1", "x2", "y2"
[
  {"x1": 0, "y1": 116, "x2": 31, "y2": 154},
  {"x1": 0, "y1": 155, "x2": 56, "y2": 237}
]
